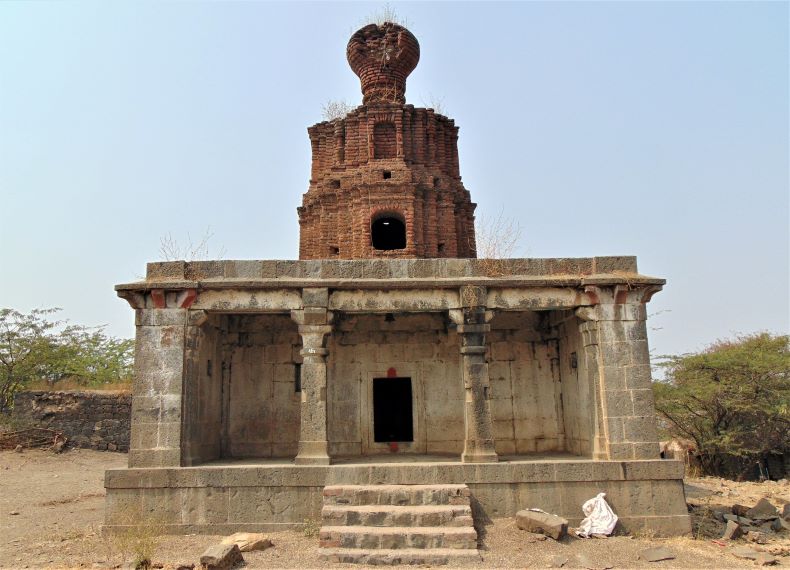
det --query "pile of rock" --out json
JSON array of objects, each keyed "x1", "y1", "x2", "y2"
[
  {"x1": 717, "y1": 497, "x2": 789, "y2": 566},
  {"x1": 719, "y1": 498, "x2": 790, "y2": 541}
]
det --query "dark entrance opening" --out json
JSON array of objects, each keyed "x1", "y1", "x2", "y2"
[
  {"x1": 373, "y1": 377, "x2": 413, "y2": 442},
  {"x1": 371, "y1": 216, "x2": 406, "y2": 250}
]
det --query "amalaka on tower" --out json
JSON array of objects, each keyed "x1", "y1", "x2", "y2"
[{"x1": 298, "y1": 22, "x2": 477, "y2": 260}]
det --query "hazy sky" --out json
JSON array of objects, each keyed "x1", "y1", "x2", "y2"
[{"x1": 1, "y1": 1, "x2": 787, "y2": 360}]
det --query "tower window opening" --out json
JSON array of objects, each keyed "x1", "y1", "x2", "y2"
[
  {"x1": 383, "y1": 170, "x2": 392, "y2": 179},
  {"x1": 433, "y1": 177, "x2": 440, "y2": 187},
  {"x1": 330, "y1": 179, "x2": 340, "y2": 189},
  {"x1": 371, "y1": 215, "x2": 406, "y2": 250}
]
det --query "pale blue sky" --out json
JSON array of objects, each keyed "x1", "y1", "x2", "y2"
[{"x1": 1, "y1": 1, "x2": 787, "y2": 359}]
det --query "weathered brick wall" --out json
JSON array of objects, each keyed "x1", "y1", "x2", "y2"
[
  {"x1": 12, "y1": 390, "x2": 131, "y2": 451},
  {"x1": 298, "y1": 22, "x2": 477, "y2": 260}
]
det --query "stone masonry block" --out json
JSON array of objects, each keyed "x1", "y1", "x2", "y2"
[
  {"x1": 275, "y1": 260, "x2": 304, "y2": 278},
  {"x1": 600, "y1": 366, "x2": 627, "y2": 391},
  {"x1": 604, "y1": 390, "x2": 634, "y2": 418},
  {"x1": 184, "y1": 261, "x2": 224, "y2": 280},
  {"x1": 593, "y1": 256, "x2": 638, "y2": 274},
  {"x1": 599, "y1": 341, "x2": 633, "y2": 367},
  {"x1": 516, "y1": 509, "x2": 568, "y2": 540},
  {"x1": 632, "y1": 441, "x2": 661, "y2": 459},
  {"x1": 135, "y1": 308, "x2": 187, "y2": 327},
  {"x1": 157, "y1": 421, "x2": 182, "y2": 448},
  {"x1": 625, "y1": 363, "x2": 653, "y2": 390},
  {"x1": 608, "y1": 443, "x2": 635, "y2": 460},
  {"x1": 302, "y1": 287, "x2": 329, "y2": 307},
  {"x1": 623, "y1": 416, "x2": 658, "y2": 443},
  {"x1": 224, "y1": 260, "x2": 263, "y2": 279},
  {"x1": 146, "y1": 261, "x2": 186, "y2": 280},
  {"x1": 631, "y1": 389, "x2": 656, "y2": 416},
  {"x1": 130, "y1": 422, "x2": 158, "y2": 450},
  {"x1": 605, "y1": 417, "x2": 625, "y2": 442}
]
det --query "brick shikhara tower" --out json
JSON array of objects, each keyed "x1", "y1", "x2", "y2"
[{"x1": 298, "y1": 22, "x2": 477, "y2": 260}]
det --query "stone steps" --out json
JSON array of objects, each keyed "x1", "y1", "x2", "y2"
[
  {"x1": 322, "y1": 483, "x2": 470, "y2": 506},
  {"x1": 318, "y1": 484, "x2": 478, "y2": 565},
  {"x1": 320, "y1": 525, "x2": 478, "y2": 549},
  {"x1": 322, "y1": 504, "x2": 473, "y2": 527},
  {"x1": 320, "y1": 547, "x2": 481, "y2": 565}
]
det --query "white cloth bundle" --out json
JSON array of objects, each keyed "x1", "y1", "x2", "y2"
[{"x1": 575, "y1": 492, "x2": 618, "y2": 537}]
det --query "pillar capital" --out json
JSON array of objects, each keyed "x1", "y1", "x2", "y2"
[{"x1": 290, "y1": 308, "x2": 334, "y2": 327}]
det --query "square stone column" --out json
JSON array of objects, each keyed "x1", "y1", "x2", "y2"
[
  {"x1": 119, "y1": 288, "x2": 199, "y2": 468},
  {"x1": 128, "y1": 307, "x2": 187, "y2": 467},
  {"x1": 576, "y1": 285, "x2": 662, "y2": 460},
  {"x1": 451, "y1": 288, "x2": 498, "y2": 463},
  {"x1": 291, "y1": 288, "x2": 333, "y2": 465}
]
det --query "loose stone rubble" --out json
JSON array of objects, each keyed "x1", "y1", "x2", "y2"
[
  {"x1": 199, "y1": 543, "x2": 243, "y2": 570},
  {"x1": 515, "y1": 510, "x2": 568, "y2": 540}
]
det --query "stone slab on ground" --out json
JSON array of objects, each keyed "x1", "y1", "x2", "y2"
[
  {"x1": 576, "y1": 553, "x2": 613, "y2": 569},
  {"x1": 515, "y1": 509, "x2": 568, "y2": 540},
  {"x1": 638, "y1": 546, "x2": 676, "y2": 562},
  {"x1": 199, "y1": 544, "x2": 243, "y2": 570},
  {"x1": 219, "y1": 532, "x2": 272, "y2": 552}
]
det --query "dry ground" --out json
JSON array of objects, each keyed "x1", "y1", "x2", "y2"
[{"x1": 1, "y1": 449, "x2": 788, "y2": 569}]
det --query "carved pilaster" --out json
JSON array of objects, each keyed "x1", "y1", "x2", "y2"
[
  {"x1": 290, "y1": 287, "x2": 333, "y2": 465},
  {"x1": 450, "y1": 292, "x2": 498, "y2": 463}
]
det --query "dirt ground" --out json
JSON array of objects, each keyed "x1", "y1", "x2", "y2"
[{"x1": 1, "y1": 449, "x2": 788, "y2": 569}]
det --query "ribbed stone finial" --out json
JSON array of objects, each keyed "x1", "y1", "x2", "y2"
[{"x1": 347, "y1": 22, "x2": 420, "y2": 105}]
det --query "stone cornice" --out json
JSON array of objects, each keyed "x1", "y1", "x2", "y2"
[{"x1": 116, "y1": 257, "x2": 664, "y2": 293}]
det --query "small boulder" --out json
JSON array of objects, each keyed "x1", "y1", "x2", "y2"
[
  {"x1": 548, "y1": 555, "x2": 569, "y2": 568},
  {"x1": 782, "y1": 503, "x2": 790, "y2": 521},
  {"x1": 638, "y1": 546, "x2": 676, "y2": 562},
  {"x1": 771, "y1": 517, "x2": 789, "y2": 532},
  {"x1": 515, "y1": 509, "x2": 568, "y2": 540},
  {"x1": 746, "y1": 498, "x2": 779, "y2": 521},
  {"x1": 731, "y1": 547, "x2": 760, "y2": 560},
  {"x1": 732, "y1": 504, "x2": 750, "y2": 517},
  {"x1": 199, "y1": 544, "x2": 243, "y2": 570},
  {"x1": 220, "y1": 532, "x2": 273, "y2": 552},
  {"x1": 722, "y1": 520, "x2": 743, "y2": 540},
  {"x1": 14, "y1": 445, "x2": 22, "y2": 453}
]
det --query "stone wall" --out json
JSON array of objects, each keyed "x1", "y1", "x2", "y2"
[{"x1": 13, "y1": 390, "x2": 130, "y2": 451}]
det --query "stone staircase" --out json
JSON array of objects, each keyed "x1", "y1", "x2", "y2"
[{"x1": 318, "y1": 484, "x2": 481, "y2": 565}]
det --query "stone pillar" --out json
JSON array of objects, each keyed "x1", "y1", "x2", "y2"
[
  {"x1": 577, "y1": 285, "x2": 663, "y2": 460},
  {"x1": 119, "y1": 289, "x2": 198, "y2": 468},
  {"x1": 291, "y1": 288, "x2": 333, "y2": 465},
  {"x1": 451, "y1": 286, "x2": 498, "y2": 463}
]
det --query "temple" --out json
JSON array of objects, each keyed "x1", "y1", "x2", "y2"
[{"x1": 104, "y1": 21, "x2": 691, "y2": 561}]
